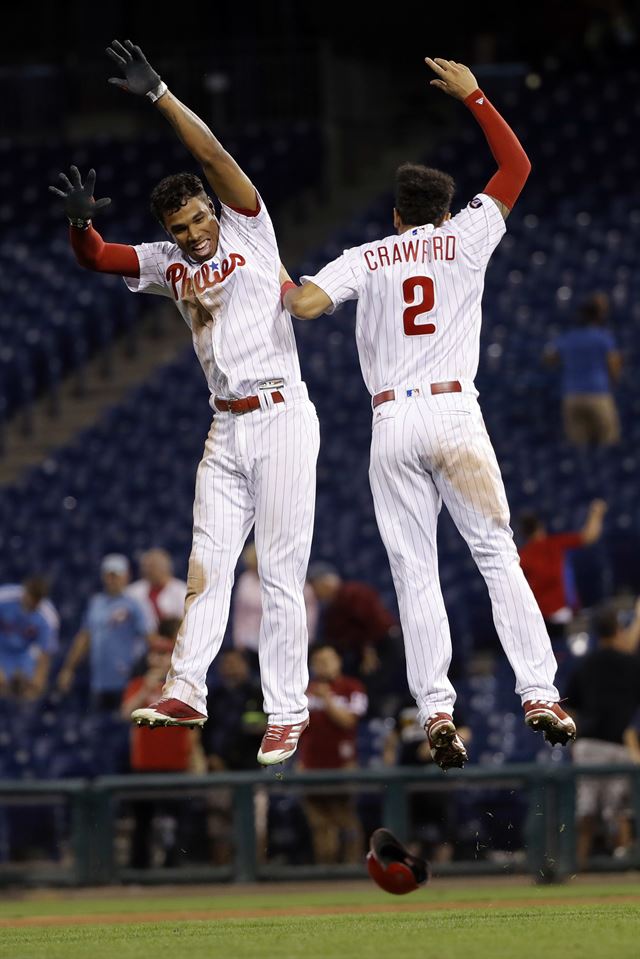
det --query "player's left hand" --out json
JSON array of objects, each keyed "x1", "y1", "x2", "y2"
[
  {"x1": 425, "y1": 58, "x2": 478, "y2": 100},
  {"x1": 106, "y1": 39, "x2": 162, "y2": 97}
]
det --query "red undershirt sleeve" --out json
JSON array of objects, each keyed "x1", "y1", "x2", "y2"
[
  {"x1": 69, "y1": 224, "x2": 140, "y2": 278},
  {"x1": 464, "y1": 89, "x2": 531, "y2": 210}
]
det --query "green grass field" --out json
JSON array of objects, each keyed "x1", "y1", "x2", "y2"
[{"x1": 1, "y1": 880, "x2": 639, "y2": 959}]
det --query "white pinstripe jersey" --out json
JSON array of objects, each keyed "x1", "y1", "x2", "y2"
[
  {"x1": 301, "y1": 193, "x2": 506, "y2": 394},
  {"x1": 124, "y1": 194, "x2": 302, "y2": 401}
]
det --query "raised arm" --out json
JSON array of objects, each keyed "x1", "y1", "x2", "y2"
[
  {"x1": 48, "y1": 165, "x2": 140, "y2": 276},
  {"x1": 425, "y1": 58, "x2": 531, "y2": 219},
  {"x1": 106, "y1": 40, "x2": 257, "y2": 212},
  {"x1": 580, "y1": 498, "x2": 608, "y2": 545}
]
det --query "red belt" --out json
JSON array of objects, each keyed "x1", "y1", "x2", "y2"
[
  {"x1": 215, "y1": 391, "x2": 285, "y2": 414},
  {"x1": 372, "y1": 381, "x2": 462, "y2": 409}
]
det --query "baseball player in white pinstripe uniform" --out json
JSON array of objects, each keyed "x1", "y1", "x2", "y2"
[
  {"x1": 50, "y1": 40, "x2": 318, "y2": 765},
  {"x1": 282, "y1": 59, "x2": 577, "y2": 769}
]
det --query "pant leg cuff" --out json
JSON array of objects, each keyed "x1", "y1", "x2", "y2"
[
  {"x1": 418, "y1": 703, "x2": 455, "y2": 728},
  {"x1": 519, "y1": 687, "x2": 559, "y2": 706},
  {"x1": 267, "y1": 710, "x2": 310, "y2": 725},
  {"x1": 164, "y1": 679, "x2": 208, "y2": 716}
]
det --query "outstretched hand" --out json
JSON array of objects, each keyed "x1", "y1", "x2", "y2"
[
  {"x1": 106, "y1": 39, "x2": 162, "y2": 97},
  {"x1": 48, "y1": 166, "x2": 111, "y2": 223},
  {"x1": 425, "y1": 58, "x2": 478, "y2": 101}
]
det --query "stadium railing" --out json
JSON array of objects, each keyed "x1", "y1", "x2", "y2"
[{"x1": 0, "y1": 763, "x2": 638, "y2": 886}]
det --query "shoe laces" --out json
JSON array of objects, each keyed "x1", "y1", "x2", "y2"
[
  {"x1": 265, "y1": 724, "x2": 286, "y2": 742},
  {"x1": 530, "y1": 700, "x2": 555, "y2": 707},
  {"x1": 264, "y1": 721, "x2": 304, "y2": 743}
]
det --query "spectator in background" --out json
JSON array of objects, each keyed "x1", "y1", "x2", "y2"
[
  {"x1": 202, "y1": 649, "x2": 266, "y2": 771},
  {"x1": 201, "y1": 649, "x2": 266, "y2": 865},
  {"x1": 566, "y1": 603, "x2": 640, "y2": 869},
  {"x1": 126, "y1": 548, "x2": 187, "y2": 632},
  {"x1": 122, "y1": 623, "x2": 204, "y2": 868},
  {"x1": 298, "y1": 646, "x2": 368, "y2": 865},
  {"x1": 0, "y1": 578, "x2": 58, "y2": 700},
  {"x1": 232, "y1": 543, "x2": 318, "y2": 670},
  {"x1": 545, "y1": 292, "x2": 622, "y2": 447},
  {"x1": 57, "y1": 555, "x2": 148, "y2": 710},
  {"x1": 384, "y1": 698, "x2": 472, "y2": 863},
  {"x1": 519, "y1": 500, "x2": 607, "y2": 642},
  {"x1": 130, "y1": 617, "x2": 183, "y2": 680},
  {"x1": 307, "y1": 563, "x2": 397, "y2": 675}
]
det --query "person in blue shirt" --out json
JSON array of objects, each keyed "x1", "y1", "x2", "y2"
[
  {"x1": 546, "y1": 292, "x2": 622, "y2": 446},
  {"x1": 57, "y1": 554, "x2": 148, "y2": 711},
  {"x1": 0, "y1": 577, "x2": 57, "y2": 699}
]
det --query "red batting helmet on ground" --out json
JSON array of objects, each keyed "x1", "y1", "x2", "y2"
[{"x1": 366, "y1": 828, "x2": 430, "y2": 895}]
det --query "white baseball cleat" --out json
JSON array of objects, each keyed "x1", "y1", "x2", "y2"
[{"x1": 257, "y1": 719, "x2": 309, "y2": 765}]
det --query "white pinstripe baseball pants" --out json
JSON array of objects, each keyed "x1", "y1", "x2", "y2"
[
  {"x1": 164, "y1": 384, "x2": 320, "y2": 722},
  {"x1": 369, "y1": 386, "x2": 559, "y2": 728}
]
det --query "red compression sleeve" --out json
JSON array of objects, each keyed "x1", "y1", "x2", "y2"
[
  {"x1": 281, "y1": 280, "x2": 296, "y2": 303},
  {"x1": 464, "y1": 89, "x2": 531, "y2": 210},
  {"x1": 69, "y1": 224, "x2": 140, "y2": 278}
]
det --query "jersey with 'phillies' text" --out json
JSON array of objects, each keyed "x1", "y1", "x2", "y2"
[
  {"x1": 124, "y1": 194, "x2": 302, "y2": 401},
  {"x1": 301, "y1": 194, "x2": 505, "y2": 394}
]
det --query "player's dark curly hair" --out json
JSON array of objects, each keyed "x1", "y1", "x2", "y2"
[
  {"x1": 150, "y1": 172, "x2": 210, "y2": 226},
  {"x1": 395, "y1": 163, "x2": 455, "y2": 228}
]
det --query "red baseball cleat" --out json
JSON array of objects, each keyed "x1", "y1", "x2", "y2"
[
  {"x1": 424, "y1": 713, "x2": 468, "y2": 770},
  {"x1": 131, "y1": 698, "x2": 207, "y2": 728},
  {"x1": 523, "y1": 700, "x2": 576, "y2": 745},
  {"x1": 257, "y1": 719, "x2": 309, "y2": 765}
]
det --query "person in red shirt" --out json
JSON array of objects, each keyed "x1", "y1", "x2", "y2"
[
  {"x1": 298, "y1": 646, "x2": 368, "y2": 864},
  {"x1": 518, "y1": 499, "x2": 607, "y2": 640},
  {"x1": 122, "y1": 630, "x2": 201, "y2": 867},
  {"x1": 307, "y1": 563, "x2": 397, "y2": 669}
]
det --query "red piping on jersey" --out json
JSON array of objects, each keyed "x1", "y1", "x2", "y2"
[
  {"x1": 226, "y1": 191, "x2": 261, "y2": 217},
  {"x1": 464, "y1": 88, "x2": 531, "y2": 210},
  {"x1": 69, "y1": 224, "x2": 140, "y2": 278}
]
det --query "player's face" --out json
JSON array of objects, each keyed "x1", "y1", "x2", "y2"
[{"x1": 164, "y1": 196, "x2": 219, "y2": 263}]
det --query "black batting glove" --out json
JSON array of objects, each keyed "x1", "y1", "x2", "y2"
[
  {"x1": 106, "y1": 39, "x2": 165, "y2": 100},
  {"x1": 48, "y1": 166, "x2": 111, "y2": 227}
]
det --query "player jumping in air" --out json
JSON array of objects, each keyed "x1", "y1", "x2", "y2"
[
  {"x1": 282, "y1": 58, "x2": 577, "y2": 769},
  {"x1": 50, "y1": 40, "x2": 320, "y2": 766}
]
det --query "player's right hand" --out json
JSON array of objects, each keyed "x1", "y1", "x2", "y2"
[
  {"x1": 48, "y1": 166, "x2": 111, "y2": 224},
  {"x1": 425, "y1": 58, "x2": 478, "y2": 101},
  {"x1": 106, "y1": 39, "x2": 162, "y2": 97}
]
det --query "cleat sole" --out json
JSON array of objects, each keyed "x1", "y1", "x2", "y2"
[{"x1": 525, "y1": 712, "x2": 576, "y2": 746}]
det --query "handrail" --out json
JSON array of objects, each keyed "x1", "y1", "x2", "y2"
[{"x1": 1, "y1": 763, "x2": 638, "y2": 886}]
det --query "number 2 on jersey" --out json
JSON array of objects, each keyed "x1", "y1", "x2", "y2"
[{"x1": 402, "y1": 276, "x2": 436, "y2": 336}]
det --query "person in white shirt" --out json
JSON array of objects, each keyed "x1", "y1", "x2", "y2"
[
  {"x1": 127, "y1": 549, "x2": 187, "y2": 632},
  {"x1": 233, "y1": 542, "x2": 319, "y2": 659}
]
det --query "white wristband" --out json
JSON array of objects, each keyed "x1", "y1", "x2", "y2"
[{"x1": 146, "y1": 81, "x2": 168, "y2": 104}]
